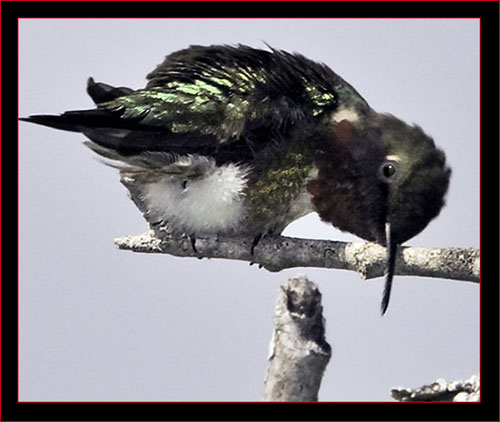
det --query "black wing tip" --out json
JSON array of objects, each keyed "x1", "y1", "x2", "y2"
[
  {"x1": 86, "y1": 77, "x2": 134, "y2": 104},
  {"x1": 19, "y1": 114, "x2": 58, "y2": 125},
  {"x1": 19, "y1": 114, "x2": 82, "y2": 132}
]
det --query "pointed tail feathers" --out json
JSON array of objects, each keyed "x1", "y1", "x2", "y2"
[
  {"x1": 20, "y1": 109, "x2": 216, "y2": 156},
  {"x1": 20, "y1": 108, "x2": 140, "y2": 133},
  {"x1": 20, "y1": 77, "x2": 135, "y2": 132},
  {"x1": 20, "y1": 110, "x2": 154, "y2": 155},
  {"x1": 20, "y1": 113, "x2": 89, "y2": 133}
]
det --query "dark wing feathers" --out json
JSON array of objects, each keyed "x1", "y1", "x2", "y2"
[
  {"x1": 22, "y1": 45, "x2": 342, "y2": 157},
  {"x1": 20, "y1": 109, "x2": 139, "y2": 133},
  {"x1": 86, "y1": 77, "x2": 134, "y2": 104},
  {"x1": 80, "y1": 127, "x2": 217, "y2": 156}
]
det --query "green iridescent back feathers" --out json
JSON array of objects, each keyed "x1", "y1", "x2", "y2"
[{"x1": 98, "y1": 45, "x2": 342, "y2": 148}]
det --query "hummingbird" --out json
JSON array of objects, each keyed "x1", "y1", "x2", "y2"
[{"x1": 20, "y1": 44, "x2": 451, "y2": 314}]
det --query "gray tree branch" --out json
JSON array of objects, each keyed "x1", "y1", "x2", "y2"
[
  {"x1": 262, "y1": 275, "x2": 331, "y2": 401},
  {"x1": 114, "y1": 230, "x2": 479, "y2": 283},
  {"x1": 391, "y1": 375, "x2": 480, "y2": 402}
]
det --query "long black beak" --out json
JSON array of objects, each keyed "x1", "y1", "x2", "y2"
[{"x1": 381, "y1": 221, "x2": 398, "y2": 315}]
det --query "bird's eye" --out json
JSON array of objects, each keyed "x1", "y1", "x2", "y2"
[
  {"x1": 383, "y1": 163, "x2": 396, "y2": 178},
  {"x1": 380, "y1": 161, "x2": 398, "y2": 181}
]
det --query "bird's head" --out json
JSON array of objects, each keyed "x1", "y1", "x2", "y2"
[
  {"x1": 308, "y1": 112, "x2": 451, "y2": 245},
  {"x1": 307, "y1": 112, "x2": 451, "y2": 313}
]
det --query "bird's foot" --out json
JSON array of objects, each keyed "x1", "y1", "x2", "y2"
[
  {"x1": 250, "y1": 233, "x2": 263, "y2": 256},
  {"x1": 188, "y1": 233, "x2": 202, "y2": 258},
  {"x1": 249, "y1": 231, "x2": 281, "y2": 268}
]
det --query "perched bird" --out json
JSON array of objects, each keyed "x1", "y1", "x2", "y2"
[{"x1": 20, "y1": 44, "x2": 451, "y2": 314}]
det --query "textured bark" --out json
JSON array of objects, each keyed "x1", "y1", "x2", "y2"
[
  {"x1": 262, "y1": 275, "x2": 331, "y2": 401},
  {"x1": 114, "y1": 231, "x2": 479, "y2": 283},
  {"x1": 391, "y1": 374, "x2": 480, "y2": 402}
]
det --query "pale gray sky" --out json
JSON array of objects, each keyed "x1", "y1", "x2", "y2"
[{"x1": 19, "y1": 18, "x2": 479, "y2": 401}]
